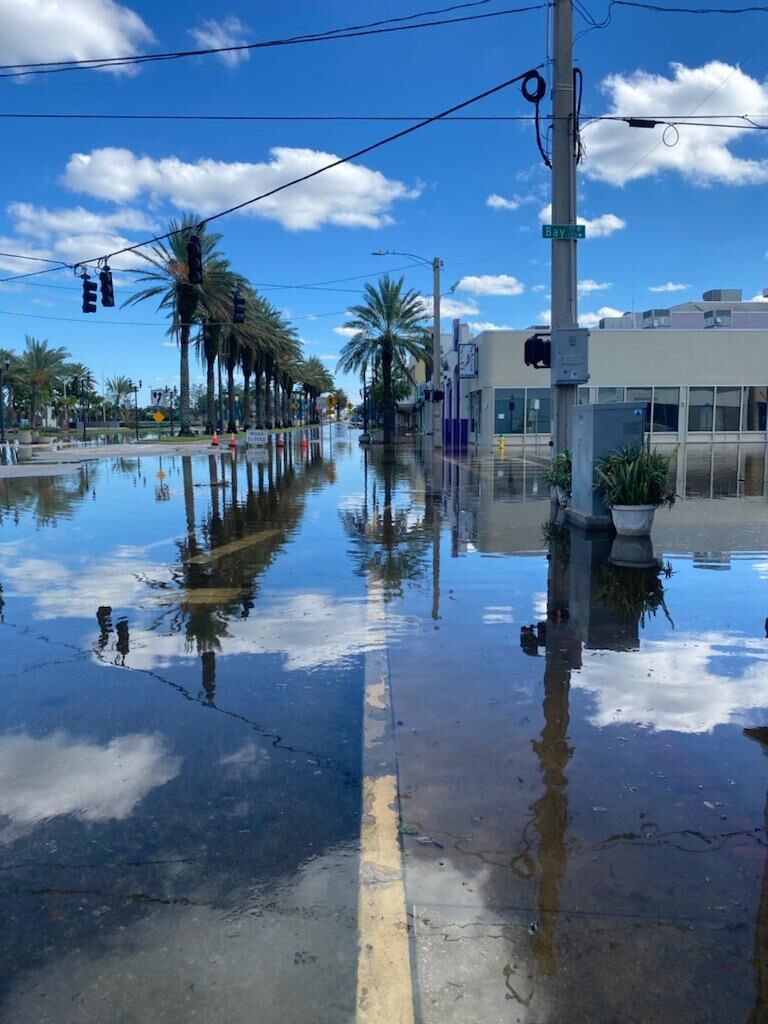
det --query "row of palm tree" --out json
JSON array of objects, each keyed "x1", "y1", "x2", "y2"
[{"x1": 125, "y1": 214, "x2": 334, "y2": 434}]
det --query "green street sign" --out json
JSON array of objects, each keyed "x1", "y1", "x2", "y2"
[{"x1": 542, "y1": 224, "x2": 586, "y2": 240}]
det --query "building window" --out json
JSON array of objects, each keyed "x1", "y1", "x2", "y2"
[
  {"x1": 744, "y1": 386, "x2": 768, "y2": 431},
  {"x1": 704, "y1": 309, "x2": 732, "y2": 328},
  {"x1": 578, "y1": 387, "x2": 591, "y2": 404},
  {"x1": 494, "y1": 388, "x2": 524, "y2": 434},
  {"x1": 525, "y1": 388, "x2": 551, "y2": 434},
  {"x1": 688, "y1": 387, "x2": 715, "y2": 432},
  {"x1": 642, "y1": 309, "x2": 671, "y2": 328},
  {"x1": 715, "y1": 386, "x2": 741, "y2": 431},
  {"x1": 651, "y1": 387, "x2": 679, "y2": 432},
  {"x1": 626, "y1": 387, "x2": 651, "y2": 431},
  {"x1": 470, "y1": 391, "x2": 481, "y2": 435},
  {"x1": 597, "y1": 387, "x2": 624, "y2": 403}
]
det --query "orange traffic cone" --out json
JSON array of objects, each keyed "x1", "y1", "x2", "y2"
[
  {"x1": 211, "y1": 431, "x2": 219, "y2": 447},
  {"x1": 228, "y1": 433, "x2": 236, "y2": 449},
  {"x1": 300, "y1": 433, "x2": 308, "y2": 450}
]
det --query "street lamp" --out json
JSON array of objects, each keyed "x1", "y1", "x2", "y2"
[
  {"x1": 0, "y1": 356, "x2": 9, "y2": 447},
  {"x1": 130, "y1": 379, "x2": 142, "y2": 443},
  {"x1": 169, "y1": 385, "x2": 178, "y2": 436},
  {"x1": 71, "y1": 376, "x2": 87, "y2": 443},
  {"x1": 372, "y1": 249, "x2": 443, "y2": 448}
]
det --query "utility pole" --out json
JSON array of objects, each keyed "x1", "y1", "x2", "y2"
[
  {"x1": 432, "y1": 256, "x2": 443, "y2": 449},
  {"x1": 551, "y1": 0, "x2": 579, "y2": 456}
]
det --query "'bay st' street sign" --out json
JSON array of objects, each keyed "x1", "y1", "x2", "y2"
[{"x1": 542, "y1": 224, "x2": 586, "y2": 240}]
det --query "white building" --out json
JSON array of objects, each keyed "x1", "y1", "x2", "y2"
[{"x1": 428, "y1": 289, "x2": 768, "y2": 448}]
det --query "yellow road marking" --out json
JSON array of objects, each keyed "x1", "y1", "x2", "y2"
[{"x1": 357, "y1": 588, "x2": 415, "y2": 1024}]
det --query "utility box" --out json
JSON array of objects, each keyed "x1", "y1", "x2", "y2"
[
  {"x1": 566, "y1": 402, "x2": 645, "y2": 530},
  {"x1": 551, "y1": 327, "x2": 589, "y2": 384}
]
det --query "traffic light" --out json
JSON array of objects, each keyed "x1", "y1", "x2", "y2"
[
  {"x1": 99, "y1": 266, "x2": 114, "y2": 307},
  {"x1": 232, "y1": 291, "x2": 246, "y2": 324},
  {"x1": 81, "y1": 274, "x2": 97, "y2": 314},
  {"x1": 187, "y1": 233, "x2": 203, "y2": 284},
  {"x1": 524, "y1": 332, "x2": 551, "y2": 368}
]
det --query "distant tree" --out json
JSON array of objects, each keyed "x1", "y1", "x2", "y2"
[
  {"x1": 14, "y1": 336, "x2": 70, "y2": 428},
  {"x1": 105, "y1": 375, "x2": 134, "y2": 422}
]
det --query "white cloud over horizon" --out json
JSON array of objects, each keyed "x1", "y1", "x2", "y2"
[
  {"x1": 333, "y1": 326, "x2": 358, "y2": 337},
  {"x1": 578, "y1": 279, "x2": 612, "y2": 295},
  {"x1": 649, "y1": 281, "x2": 691, "y2": 292},
  {"x1": 188, "y1": 16, "x2": 250, "y2": 67},
  {"x1": 63, "y1": 147, "x2": 423, "y2": 231},
  {"x1": 579, "y1": 306, "x2": 625, "y2": 328},
  {"x1": 0, "y1": 0, "x2": 153, "y2": 78},
  {"x1": 421, "y1": 296, "x2": 480, "y2": 318},
  {"x1": 584, "y1": 62, "x2": 768, "y2": 185},
  {"x1": 456, "y1": 274, "x2": 525, "y2": 296},
  {"x1": 467, "y1": 321, "x2": 514, "y2": 334}
]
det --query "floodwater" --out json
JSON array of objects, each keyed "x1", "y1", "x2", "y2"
[{"x1": 0, "y1": 433, "x2": 767, "y2": 1023}]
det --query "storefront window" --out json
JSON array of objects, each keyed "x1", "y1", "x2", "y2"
[
  {"x1": 715, "y1": 386, "x2": 741, "y2": 431},
  {"x1": 525, "y1": 389, "x2": 551, "y2": 434},
  {"x1": 651, "y1": 387, "x2": 679, "y2": 432},
  {"x1": 578, "y1": 387, "x2": 591, "y2": 404},
  {"x1": 494, "y1": 388, "x2": 524, "y2": 434},
  {"x1": 470, "y1": 391, "x2": 481, "y2": 435},
  {"x1": 744, "y1": 386, "x2": 768, "y2": 431},
  {"x1": 597, "y1": 387, "x2": 624, "y2": 403},
  {"x1": 688, "y1": 387, "x2": 714, "y2": 432},
  {"x1": 626, "y1": 387, "x2": 651, "y2": 430}
]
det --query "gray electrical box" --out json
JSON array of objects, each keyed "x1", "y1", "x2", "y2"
[
  {"x1": 566, "y1": 402, "x2": 645, "y2": 530},
  {"x1": 551, "y1": 327, "x2": 589, "y2": 384}
]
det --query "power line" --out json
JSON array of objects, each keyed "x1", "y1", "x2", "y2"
[
  {"x1": 0, "y1": 4, "x2": 546, "y2": 79},
  {"x1": 614, "y1": 1, "x2": 768, "y2": 13}
]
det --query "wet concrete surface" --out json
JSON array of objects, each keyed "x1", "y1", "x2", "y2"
[{"x1": 0, "y1": 433, "x2": 766, "y2": 1021}]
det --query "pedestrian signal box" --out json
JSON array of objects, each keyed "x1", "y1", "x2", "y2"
[{"x1": 551, "y1": 327, "x2": 589, "y2": 384}]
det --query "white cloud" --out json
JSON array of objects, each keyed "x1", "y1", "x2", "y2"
[
  {"x1": 486, "y1": 193, "x2": 519, "y2": 211},
  {"x1": 539, "y1": 204, "x2": 626, "y2": 238},
  {"x1": 537, "y1": 309, "x2": 551, "y2": 325},
  {"x1": 584, "y1": 62, "x2": 768, "y2": 185},
  {"x1": 579, "y1": 306, "x2": 626, "y2": 328},
  {"x1": 319, "y1": 354, "x2": 338, "y2": 361},
  {"x1": 0, "y1": 0, "x2": 153, "y2": 77},
  {"x1": 467, "y1": 321, "x2": 514, "y2": 334},
  {"x1": 531, "y1": 283, "x2": 547, "y2": 293},
  {"x1": 63, "y1": 147, "x2": 422, "y2": 231},
  {"x1": 421, "y1": 296, "x2": 479, "y2": 318},
  {"x1": 188, "y1": 16, "x2": 250, "y2": 67},
  {"x1": 161, "y1": 341, "x2": 176, "y2": 348},
  {"x1": 749, "y1": 292, "x2": 768, "y2": 302},
  {"x1": 0, "y1": 731, "x2": 180, "y2": 843},
  {"x1": 578, "y1": 278, "x2": 612, "y2": 295},
  {"x1": 0, "y1": 203, "x2": 157, "y2": 272},
  {"x1": 456, "y1": 274, "x2": 525, "y2": 296},
  {"x1": 649, "y1": 281, "x2": 690, "y2": 293},
  {"x1": 333, "y1": 326, "x2": 358, "y2": 337}
]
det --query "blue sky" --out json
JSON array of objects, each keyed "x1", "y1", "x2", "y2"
[{"x1": 1, "y1": 0, "x2": 768, "y2": 403}]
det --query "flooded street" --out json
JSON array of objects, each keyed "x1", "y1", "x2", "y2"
[{"x1": 1, "y1": 433, "x2": 767, "y2": 1022}]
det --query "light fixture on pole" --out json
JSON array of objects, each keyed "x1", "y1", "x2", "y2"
[
  {"x1": 371, "y1": 249, "x2": 444, "y2": 448},
  {"x1": 130, "y1": 379, "x2": 142, "y2": 443}
]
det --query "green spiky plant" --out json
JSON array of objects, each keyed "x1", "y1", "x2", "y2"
[
  {"x1": 543, "y1": 448, "x2": 572, "y2": 499},
  {"x1": 594, "y1": 445, "x2": 676, "y2": 508}
]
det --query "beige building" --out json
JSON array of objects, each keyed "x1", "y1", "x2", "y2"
[{"x1": 434, "y1": 290, "x2": 768, "y2": 448}]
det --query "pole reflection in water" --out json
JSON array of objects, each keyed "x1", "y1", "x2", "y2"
[{"x1": 744, "y1": 728, "x2": 768, "y2": 1024}]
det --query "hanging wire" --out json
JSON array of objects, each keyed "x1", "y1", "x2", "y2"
[{"x1": 521, "y1": 69, "x2": 552, "y2": 167}]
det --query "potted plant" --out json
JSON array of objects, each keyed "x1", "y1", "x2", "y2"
[
  {"x1": 594, "y1": 445, "x2": 675, "y2": 536},
  {"x1": 594, "y1": 558, "x2": 674, "y2": 629},
  {"x1": 543, "y1": 448, "x2": 571, "y2": 506}
]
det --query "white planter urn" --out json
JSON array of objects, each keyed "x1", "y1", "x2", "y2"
[{"x1": 611, "y1": 504, "x2": 656, "y2": 537}]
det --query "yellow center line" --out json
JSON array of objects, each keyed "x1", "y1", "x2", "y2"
[{"x1": 356, "y1": 584, "x2": 415, "y2": 1024}]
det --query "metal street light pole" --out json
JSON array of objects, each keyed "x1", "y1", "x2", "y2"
[
  {"x1": 81, "y1": 379, "x2": 87, "y2": 443},
  {"x1": 131, "y1": 379, "x2": 142, "y2": 443},
  {"x1": 0, "y1": 356, "x2": 9, "y2": 447},
  {"x1": 372, "y1": 249, "x2": 443, "y2": 447}
]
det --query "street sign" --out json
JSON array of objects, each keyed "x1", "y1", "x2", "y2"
[
  {"x1": 458, "y1": 342, "x2": 477, "y2": 379},
  {"x1": 246, "y1": 428, "x2": 268, "y2": 447},
  {"x1": 152, "y1": 411, "x2": 165, "y2": 422},
  {"x1": 542, "y1": 224, "x2": 586, "y2": 240}
]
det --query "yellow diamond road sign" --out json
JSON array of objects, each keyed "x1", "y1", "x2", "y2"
[{"x1": 152, "y1": 411, "x2": 165, "y2": 422}]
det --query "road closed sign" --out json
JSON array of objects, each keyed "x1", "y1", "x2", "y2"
[{"x1": 246, "y1": 429, "x2": 268, "y2": 447}]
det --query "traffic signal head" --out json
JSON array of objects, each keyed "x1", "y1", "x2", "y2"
[
  {"x1": 99, "y1": 266, "x2": 114, "y2": 307},
  {"x1": 187, "y1": 234, "x2": 203, "y2": 285},
  {"x1": 524, "y1": 333, "x2": 551, "y2": 368},
  {"x1": 232, "y1": 291, "x2": 246, "y2": 324},
  {"x1": 81, "y1": 275, "x2": 97, "y2": 314}
]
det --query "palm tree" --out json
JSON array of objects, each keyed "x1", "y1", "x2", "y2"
[
  {"x1": 105, "y1": 374, "x2": 133, "y2": 423},
  {"x1": 123, "y1": 214, "x2": 232, "y2": 434},
  {"x1": 299, "y1": 357, "x2": 334, "y2": 424},
  {"x1": 333, "y1": 388, "x2": 348, "y2": 421},
  {"x1": 338, "y1": 275, "x2": 429, "y2": 444},
  {"x1": 14, "y1": 336, "x2": 70, "y2": 429}
]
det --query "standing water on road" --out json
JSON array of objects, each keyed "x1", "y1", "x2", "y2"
[{"x1": 0, "y1": 437, "x2": 767, "y2": 1023}]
